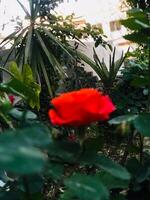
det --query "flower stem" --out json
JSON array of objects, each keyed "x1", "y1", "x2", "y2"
[{"x1": 23, "y1": 176, "x2": 32, "y2": 200}]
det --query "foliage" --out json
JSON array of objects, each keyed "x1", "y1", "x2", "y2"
[
  {"x1": 0, "y1": 61, "x2": 41, "y2": 109},
  {"x1": 0, "y1": 79, "x2": 131, "y2": 200},
  {"x1": 0, "y1": 1, "x2": 150, "y2": 200},
  {"x1": 75, "y1": 47, "x2": 127, "y2": 91},
  {"x1": 108, "y1": 5, "x2": 150, "y2": 200},
  {"x1": 121, "y1": 9, "x2": 150, "y2": 44},
  {"x1": 0, "y1": 0, "x2": 106, "y2": 97},
  {"x1": 122, "y1": 0, "x2": 150, "y2": 10},
  {"x1": 0, "y1": 122, "x2": 131, "y2": 200},
  {"x1": 56, "y1": 65, "x2": 100, "y2": 94},
  {"x1": 111, "y1": 58, "x2": 148, "y2": 113}
]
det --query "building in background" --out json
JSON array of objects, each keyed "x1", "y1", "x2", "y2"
[
  {"x1": 0, "y1": 0, "x2": 131, "y2": 75},
  {"x1": 56, "y1": 0, "x2": 130, "y2": 48}
]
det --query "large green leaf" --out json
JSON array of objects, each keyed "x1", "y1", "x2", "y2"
[
  {"x1": 42, "y1": 27, "x2": 73, "y2": 58},
  {"x1": 79, "y1": 153, "x2": 130, "y2": 180},
  {"x1": 109, "y1": 114, "x2": 138, "y2": 125},
  {"x1": 0, "y1": 143, "x2": 46, "y2": 174},
  {"x1": 24, "y1": 27, "x2": 33, "y2": 64},
  {"x1": 98, "y1": 171, "x2": 129, "y2": 189},
  {"x1": 64, "y1": 174, "x2": 109, "y2": 200},
  {"x1": 47, "y1": 141, "x2": 81, "y2": 163},
  {"x1": 124, "y1": 32, "x2": 150, "y2": 44},
  {"x1": 131, "y1": 76, "x2": 149, "y2": 87},
  {"x1": 35, "y1": 30, "x2": 64, "y2": 76},
  {"x1": 136, "y1": 161, "x2": 150, "y2": 183},
  {"x1": 9, "y1": 61, "x2": 23, "y2": 81},
  {"x1": 9, "y1": 108, "x2": 37, "y2": 121},
  {"x1": 45, "y1": 162, "x2": 64, "y2": 180},
  {"x1": 0, "y1": 83, "x2": 25, "y2": 98},
  {"x1": 133, "y1": 113, "x2": 150, "y2": 137},
  {"x1": 121, "y1": 18, "x2": 149, "y2": 31},
  {"x1": 0, "y1": 124, "x2": 50, "y2": 174},
  {"x1": 96, "y1": 154, "x2": 130, "y2": 180}
]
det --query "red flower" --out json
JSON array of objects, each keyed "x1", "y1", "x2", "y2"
[
  {"x1": 68, "y1": 133, "x2": 77, "y2": 142},
  {"x1": 48, "y1": 88, "x2": 116, "y2": 127},
  {"x1": 8, "y1": 95, "x2": 15, "y2": 105}
]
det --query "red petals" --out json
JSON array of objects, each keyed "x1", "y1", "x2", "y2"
[
  {"x1": 48, "y1": 88, "x2": 116, "y2": 127},
  {"x1": 8, "y1": 95, "x2": 15, "y2": 105},
  {"x1": 68, "y1": 133, "x2": 77, "y2": 142}
]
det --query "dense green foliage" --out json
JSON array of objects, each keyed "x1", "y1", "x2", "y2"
[{"x1": 0, "y1": 0, "x2": 149, "y2": 200}]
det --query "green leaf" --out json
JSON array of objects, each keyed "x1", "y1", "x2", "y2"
[
  {"x1": 64, "y1": 174, "x2": 109, "y2": 200},
  {"x1": 84, "y1": 137, "x2": 104, "y2": 153},
  {"x1": 0, "y1": 191, "x2": 23, "y2": 200},
  {"x1": 121, "y1": 18, "x2": 149, "y2": 31},
  {"x1": 24, "y1": 27, "x2": 33, "y2": 64},
  {"x1": 59, "y1": 190, "x2": 75, "y2": 200},
  {"x1": 131, "y1": 76, "x2": 149, "y2": 87},
  {"x1": 22, "y1": 64, "x2": 34, "y2": 84},
  {"x1": 111, "y1": 194, "x2": 126, "y2": 200},
  {"x1": 134, "y1": 113, "x2": 150, "y2": 137},
  {"x1": 0, "y1": 83, "x2": 25, "y2": 98},
  {"x1": 35, "y1": 30, "x2": 65, "y2": 76},
  {"x1": 109, "y1": 114, "x2": 138, "y2": 125},
  {"x1": 136, "y1": 162, "x2": 150, "y2": 183},
  {"x1": 45, "y1": 162, "x2": 64, "y2": 180},
  {"x1": 0, "y1": 145, "x2": 46, "y2": 174},
  {"x1": 7, "y1": 78, "x2": 40, "y2": 109},
  {"x1": 0, "y1": 124, "x2": 50, "y2": 174},
  {"x1": 126, "y1": 158, "x2": 141, "y2": 176},
  {"x1": 17, "y1": 0, "x2": 30, "y2": 17},
  {"x1": 39, "y1": 57, "x2": 53, "y2": 97},
  {"x1": 79, "y1": 153, "x2": 130, "y2": 180},
  {"x1": 21, "y1": 176, "x2": 44, "y2": 193},
  {"x1": 9, "y1": 108, "x2": 37, "y2": 121},
  {"x1": 135, "y1": 19, "x2": 150, "y2": 29},
  {"x1": 98, "y1": 171, "x2": 129, "y2": 189},
  {"x1": 96, "y1": 154, "x2": 130, "y2": 180},
  {"x1": 42, "y1": 27, "x2": 73, "y2": 58},
  {"x1": 124, "y1": 32, "x2": 150, "y2": 44},
  {"x1": 9, "y1": 61, "x2": 22, "y2": 81},
  {"x1": 47, "y1": 141, "x2": 80, "y2": 163}
]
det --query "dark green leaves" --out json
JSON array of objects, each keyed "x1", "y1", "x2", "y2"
[
  {"x1": 121, "y1": 8, "x2": 150, "y2": 44},
  {"x1": 98, "y1": 171, "x2": 129, "y2": 189},
  {"x1": 45, "y1": 162, "x2": 64, "y2": 180},
  {"x1": 80, "y1": 153, "x2": 130, "y2": 180},
  {"x1": 96, "y1": 155, "x2": 130, "y2": 180},
  {"x1": 0, "y1": 145, "x2": 45, "y2": 174},
  {"x1": 8, "y1": 62, "x2": 41, "y2": 109},
  {"x1": 0, "y1": 123, "x2": 50, "y2": 174},
  {"x1": 78, "y1": 47, "x2": 127, "y2": 89},
  {"x1": 134, "y1": 113, "x2": 150, "y2": 137},
  {"x1": 109, "y1": 113, "x2": 150, "y2": 137},
  {"x1": 64, "y1": 174, "x2": 109, "y2": 200}
]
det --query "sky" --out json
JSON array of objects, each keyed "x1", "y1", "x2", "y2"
[{"x1": 0, "y1": 0, "x2": 120, "y2": 35}]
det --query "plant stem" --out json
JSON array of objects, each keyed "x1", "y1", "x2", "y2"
[
  {"x1": 148, "y1": 44, "x2": 150, "y2": 111},
  {"x1": 139, "y1": 133, "x2": 144, "y2": 163},
  {"x1": 120, "y1": 129, "x2": 136, "y2": 165},
  {"x1": 23, "y1": 176, "x2": 32, "y2": 200},
  {"x1": 0, "y1": 67, "x2": 16, "y2": 79},
  {"x1": 147, "y1": 12, "x2": 150, "y2": 111},
  {"x1": 0, "y1": 112, "x2": 14, "y2": 130}
]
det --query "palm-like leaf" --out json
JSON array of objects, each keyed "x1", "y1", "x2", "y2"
[
  {"x1": 76, "y1": 47, "x2": 128, "y2": 90},
  {"x1": 0, "y1": 0, "x2": 74, "y2": 97}
]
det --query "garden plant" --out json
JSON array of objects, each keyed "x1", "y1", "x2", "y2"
[{"x1": 0, "y1": 0, "x2": 149, "y2": 200}]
